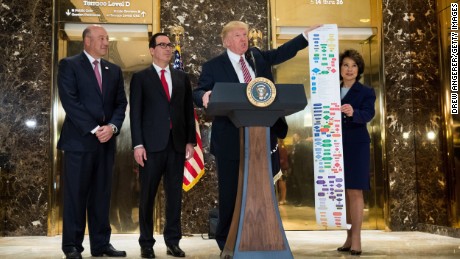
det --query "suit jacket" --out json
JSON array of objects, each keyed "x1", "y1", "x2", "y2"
[
  {"x1": 130, "y1": 65, "x2": 196, "y2": 153},
  {"x1": 57, "y1": 52, "x2": 127, "y2": 152},
  {"x1": 193, "y1": 34, "x2": 308, "y2": 160},
  {"x1": 341, "y1": 81, "x2": 376, "y2": 144}
]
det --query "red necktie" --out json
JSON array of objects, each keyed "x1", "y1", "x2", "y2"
[
  {"x1": 239, "y1": 56, "x2": 252, "y2": 83},
  {"x1": 93, "y1": 60, "x2": 102, "y2": 92},
  {"x1": 160, "y1": 69, "x2": 171, "y2": 101},
  {"x1": 161, "y1": 69, "x2": 172, "y2": 128}
]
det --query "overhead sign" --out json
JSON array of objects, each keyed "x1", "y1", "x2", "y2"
[{"x1": 59, "y1": 0, "x2": 153, "y2": 24}]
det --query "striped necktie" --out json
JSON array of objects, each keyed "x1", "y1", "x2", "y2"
[{"x1": 239, "y1": 56, "x2": 252, "y2": 83}]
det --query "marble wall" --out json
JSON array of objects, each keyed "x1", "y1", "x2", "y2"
[
  {"x1": 382, "y1": 0, "x2": 448, "y2": 231},
  {"x1": 0, "y1": 0, "x2": 455, "y2": 236},
  {"x1": 0, "y1": 0, "x2": 52, "y2": 235}
]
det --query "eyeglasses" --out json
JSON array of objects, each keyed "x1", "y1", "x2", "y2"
[{"x1": 155, "y1": 42, "x2": 175, "y2": 49}]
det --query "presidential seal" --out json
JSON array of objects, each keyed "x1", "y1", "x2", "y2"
[{"x1": 246, "y1": 77, "x2": 276, "y2": 107}]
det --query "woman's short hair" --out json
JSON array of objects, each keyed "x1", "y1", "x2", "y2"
[{"x1": 339, "y1": 49, "x2": 365, "y2": 81}]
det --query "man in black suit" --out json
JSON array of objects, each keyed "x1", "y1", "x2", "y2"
[
  {"x1": 193, "y1": 21, "x2": 319, "y2": 251},
  {"x1": 130, "y1": 33, "x2": 196, "y2": 258},
  {"x1": 57, "y1": 25, "x2": 128, "y2": 259}
]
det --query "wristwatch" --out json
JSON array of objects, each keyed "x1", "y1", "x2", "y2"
[{"x1": 110, "y1": 124, "x2": 117, "y2": 134}]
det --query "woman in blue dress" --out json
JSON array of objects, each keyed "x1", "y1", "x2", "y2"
[{"x1": 336, "y1": 49, "x2": 376, "y2": 256}]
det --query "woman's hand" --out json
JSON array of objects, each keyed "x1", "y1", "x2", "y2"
[{"x1": 341, "y1": 104, "x2": 354, "y2": 117}]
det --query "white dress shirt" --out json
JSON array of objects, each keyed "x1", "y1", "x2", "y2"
[{"x1": 226, "y1": 49, "x2": 256, "y2": 83}]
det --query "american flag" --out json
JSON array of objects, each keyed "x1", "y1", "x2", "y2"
[
  {"x1": 183, "y1": 111, "x2": 205, "y2": 191},
  {"x1": 173, "y1": 44, "x2": 205, "y2": 191},
  {"x1": 173, "y1": 44, "x2": 184, "y2": 70}
]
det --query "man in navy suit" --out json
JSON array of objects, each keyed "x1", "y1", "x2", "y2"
[
  {"x1": 57, "y1": 25, "x2": 128, "y2": 259},
  {"x1": 193, "y1": 21, "x2": 319, "y2": 251},
  {"x1": 130, "y1": 33, "x2": 196, "y2": 258}
]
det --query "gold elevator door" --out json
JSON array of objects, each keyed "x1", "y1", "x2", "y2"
[
  {"x1": 270, "y1": 0, "x2": 384, "y2": 231},
  {"x1": 51, "y1": 23, "x2": 151, "y2": 235}
]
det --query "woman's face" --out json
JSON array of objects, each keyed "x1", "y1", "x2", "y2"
[{"x1": 340, "y1": 57, "x2": 359, "y2": 82}]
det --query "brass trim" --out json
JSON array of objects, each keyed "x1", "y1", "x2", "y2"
[
  {"x1": 437, "y1": 0, "x2": 460, "y2": 228},
  {"x1": 48, "y1": 0, "x2": 58, "y2": 237}
]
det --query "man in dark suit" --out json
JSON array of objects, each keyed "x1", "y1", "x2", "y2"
[
  {"x1": 130, "y1": 33, "x2": 196, "y2": 258},
  {"x1": 193, "y1": 21, "x2": 319, "y2": 251},
  {"x1": 57, "y1": 25, "x2": 128, "y2": 259}
]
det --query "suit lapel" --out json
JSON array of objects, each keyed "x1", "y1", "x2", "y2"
[
  {"x1": 170, "y1": 66, "x2": 180, "y2": 101},
  {"x1": 246, "y1": 49, "x2": 256, "y2": 74},
  {"x1": 221, "y1": 53, "x2": 240, "y2": 82},
  {"x1": 247, "y1": 57, "x2": 255, "y2": 73},
  {"x1": 148, "y1": 65, "x2": 169, "y2": 100},
  {"x1": 100, "y1": 59, "x2": 110, "y2": 97}
]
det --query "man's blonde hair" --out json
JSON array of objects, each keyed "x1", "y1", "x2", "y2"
[{"x1": 221, "y1": 21, "x2": 249, "y2": 45}]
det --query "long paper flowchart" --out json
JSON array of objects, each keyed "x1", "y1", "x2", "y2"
[{"x1": 308, "y1": 24, "x2": 347, "y2": 229}]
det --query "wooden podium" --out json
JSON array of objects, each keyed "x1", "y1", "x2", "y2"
[{"x1": 206, "y1": 82, "x2": 307, "y2": 259}]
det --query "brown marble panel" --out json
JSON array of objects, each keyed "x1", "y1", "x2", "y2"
[
  {"x1": 160, "y1": 0, "x2": 269, "y2": 86},
  {"x1": 383, "y1": 3, "x2": 418, "y2": 230},
  {"x1": 383, "y1": 0, "x2": 447, "y2": 231},
  {"x1": 160, "y1": 0, "x2": 269, "y2": 234},
  {"x1": 0, "y1": 1, "x2": 52, "y2": 235},
  {"x1": 418, "y1": 223, "x2": 460, "y2": 238},
  {"x1": 384, "y1": 0, "x2": 410, "y2": 11},
  {"x1": 408, "y1": 5, "x2": 447, "y2": 226}
]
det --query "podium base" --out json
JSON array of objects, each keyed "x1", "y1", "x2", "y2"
[{"x1": 221, "y1": 127, "x2": 292, "y2": 259}]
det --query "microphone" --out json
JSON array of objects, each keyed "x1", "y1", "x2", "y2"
[{"x1": 246, "y1": 50, "x2": 257, "y2": 77}]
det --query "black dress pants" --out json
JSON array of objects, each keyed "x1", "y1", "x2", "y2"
[
  {"x1": 62, "y1": 143, "x2": 114, "y2": 255},
  {"x1": 138, "y1": 133, "x2": 185, "y2": 248}
]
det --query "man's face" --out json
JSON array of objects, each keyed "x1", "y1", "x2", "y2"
[
  {"x1": 293, "y1": 133, "x2": 300, "y2": 143},
  {"x1": 224, "y1": 27, "x2": 249, "y2": 55},
  {"x1": 150, "y1": 35, "x2": 173, "y2": 65},
  {"x1": 84, "y1": 26, "x2": 109, "y2": 59}
]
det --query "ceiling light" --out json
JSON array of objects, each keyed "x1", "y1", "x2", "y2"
[{"x1": 25, "y1": 119, "x2": 37, "y2": 128}]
